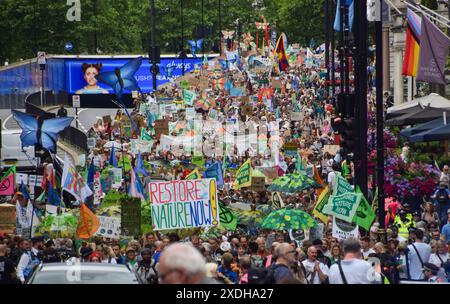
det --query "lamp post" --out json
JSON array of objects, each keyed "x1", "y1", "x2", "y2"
[
  {"x1": 150, "y1": 0, "x2": 159, "y2": 92},
  {"x1": 180, "y1": 0, "x2": 185, "y2": 75},
  {"x1": 218, "y1": 0, "x2": 222, "y2": 55}
]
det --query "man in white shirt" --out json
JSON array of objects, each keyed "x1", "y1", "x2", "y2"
[
  {"x1": 302, "y1": 246, "x2": 329, "y2": 284},
  {"x1": 327, "y1": 163, "x2": 341, "y2": 190},
  {"x1": 360, "y1": 236, "x2": 375, "y2": 260},
  {"x1": 17, "y1": 237, "x2": 43, "y2": 283},
  {"x1": 407, "y1": 229, "x2": 431, "y2": 280},
  {"x1": 329, "y1": 238, "x2": 382, "y2": 284}
]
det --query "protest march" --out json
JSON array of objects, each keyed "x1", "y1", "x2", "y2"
[{"x1": 1, "y1": 4, "x2": 450, "y2": 286}]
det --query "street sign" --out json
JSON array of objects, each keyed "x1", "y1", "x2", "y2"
[
  {"x1": 72, "y1": 95, "x2": 81, "y2": 108},
  {"x1": 37, "y1": 52, "x2": 46, "y2": 65}
]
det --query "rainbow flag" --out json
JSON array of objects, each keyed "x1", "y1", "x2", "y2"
[
  {"x1": 0, "y1": 166, "x2": 16, "y2": 196},
  {"x1": 402, "y1": 9, "x2": 421, "y2": 77},
  {"x1": 274, "y1": 33, "x2": 289, "y2": 72}
]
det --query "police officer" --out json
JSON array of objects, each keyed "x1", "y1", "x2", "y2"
[
  {"x1": 423, "y1": 262, "x2": 444, "y2": 283},
  {"x1": 16, "y1": 237, "x2": 43, "y2": 284},
  {"x1": 394, "y1": 208, "x2": 416, "y2": 241}
]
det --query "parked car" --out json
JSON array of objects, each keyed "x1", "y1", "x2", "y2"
[{"x1": 26, "y1": 263, "x2": 143, "y2": 284}]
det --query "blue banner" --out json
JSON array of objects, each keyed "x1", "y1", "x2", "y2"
[{"x1": 65, "y1": 57, "x2": 205, "y2": 94}]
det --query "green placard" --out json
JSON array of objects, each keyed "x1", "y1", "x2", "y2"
[{"x1": 120, "y1": 197, "x2": 141, "y2": 237}]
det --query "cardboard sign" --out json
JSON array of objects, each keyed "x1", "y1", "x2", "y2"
[
  {"x1": 96, "y1": 216, "x2": 121, "y2": 239},
  {"x1": 323, "y1": 145, "x2": 340, "y2": 156},
  {"x1": 199, "y1": 78, "x2": 209, "y2": 90},
  {"x1": 120, "y1": 116, "x2": 133, "y2": 138},
  {"x1": 154, "y1": 119, "x2": 169, "y2": 140},
  {"x1": 87, "y1": 137, "x2": 97, "y2": 150},
  {"x1": 251, "y1": 176, "x2": 266, "y2": 192},
  {"x1": 256, "y1": 166, "x2": 279, "y2": 184},
  {"x1": 149, "y1": 178, "x2": 220, "y2": 231},
  {"x1": 0, "y1": 204, "x2": 16, "y2": 234}
]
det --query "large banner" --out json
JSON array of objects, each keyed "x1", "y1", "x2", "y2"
[
  {"x1": 149, "y1": 178, "x2": 220, "y2": 231},
  {"x1": 65, "y1": 58, "x2": 206, "y2": 94}
]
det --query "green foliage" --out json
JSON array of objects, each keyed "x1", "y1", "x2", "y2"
[
  {"x1": 1, "y1": 0, "x2": 326, "y2": 63},
  {"x1": 102, "y1": 190, "x2": 125, "y2": 208}
]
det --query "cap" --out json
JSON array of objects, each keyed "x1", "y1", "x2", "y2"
[
  {"x1": 398, "y1": 210, "x2": 407, "y2": 215},
  {"x1": 423, "y1": 262, "x2": 439, "y2": 274},
  {"x1": 413, "y1": 211, "x2": 420, "y2": 217}
]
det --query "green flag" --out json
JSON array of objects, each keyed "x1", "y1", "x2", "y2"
[
  {"x1": 313, "y1": 186, "x2": 330, "y2": 224},
  {"x1": 181, "y1": 80, "x2": 189, "y2": 90},
  {"x1": 352, "y1": 186, "x2": 376, "y2": 230},
  {"x1": 296, "y1": 153, "x2": 305, "y2": 173},
  {"x1": 219, "y1": 202, "x2": 237, "y2": 230},
  {"x1": 333, "y1": 174, "x2": 354, "y2": 195},
  {"x1": 192, "y1": 155, "x2": 205, "y2": 168},
  {"x1": 323, "y1": 192, "x2": 362, "y2": 223},
  {"x1": 233, "y1": 159, "x2": 252, "y2": 190},
  {"x1": 141, "y1": 128, "x2": 152, "y2": 141},
  {"x1": 341, "y1": 161, "x2": 350, "y2": 177},
  {"x1": 182, "y1": 90, "x2": 197, "y2": 107}
]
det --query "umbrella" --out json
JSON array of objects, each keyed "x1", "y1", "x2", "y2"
[
  {"x1": 409, "y1": 122, "x2": 450, "y2": 143},
  {"x1": 103, "y1": 141, "x2": 123, "y2": 151},
  {"x1": 268, "y1": 173, "x2": 322, "y2": 193},
  {"x1": 400, "y1": 117, "x2": 445, "y2": 138},
  {"x1": 387, "y1": 93, "x2": 450, "y2": 116},
  {"x1": 385, "y1": 106, "x2": 450, "y2": 126},
  {"x1": 262, "y1": 209, "x2": 317, "y2": 231}
]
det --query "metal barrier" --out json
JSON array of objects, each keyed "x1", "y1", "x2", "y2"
[{"x1": 25, "y1": 92, "x2": 88, "y2": 154}]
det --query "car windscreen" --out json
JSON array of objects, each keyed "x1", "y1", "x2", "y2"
[{"x1": 31, "y1": 269, "x2": 140, "y2": 284}]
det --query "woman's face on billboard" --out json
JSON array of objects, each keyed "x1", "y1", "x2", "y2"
[{"x1": 84, "y1": 66, "x2": 99, "y2": 86}]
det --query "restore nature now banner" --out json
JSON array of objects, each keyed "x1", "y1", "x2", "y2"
[{"x1": 148, "y1": 178, "x2": 220, "y2": 231}]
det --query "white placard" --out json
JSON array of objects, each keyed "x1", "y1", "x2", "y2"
[
  {"x1": 37, "y1": 52, "x2": 46, "y2": 65},
  {"x1": 36, "y1": 176, "x2": 43, "y2": 188},
  {"x1": 72, "y1": 95, "x2": 81, "y2": 108},
  {"x1": 16, "y1": 173, "x2": 28, "y2": 185},
  {"x1": 28, "y1": 175, "x2": 37, "y2": 187},
  {"x1": 332, "y1": 217, "x2": 359, "y2": 241},
  {"x1": 87, "y1": 137, "x2": 96, "y2": 150},
  {"x1": 95, "y1": 216, "x2": 121, "y2": 239}
]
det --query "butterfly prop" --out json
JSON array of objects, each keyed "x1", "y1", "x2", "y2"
[
  {"x1": 12, "y1": 110, "x2": 74, "y2": 154},
  {"x1": 158, "y1": 64, "x2": 176, "y2": 78},
  {"x1": 95, "y1": 57, "x2": 143, "y2": 132},
  {"x1": 222, "y1": 31, "x2": 235, "y2": 40},
  {"x1": 187, "y1": 39, "x2": 204, "y2": 58},
  {"x1": 218, "y1": 58, "x2": 236, "y2": 70}
]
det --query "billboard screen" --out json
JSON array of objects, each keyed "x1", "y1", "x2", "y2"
[{"x1": 65, "y1": 58, "x2": 205, "y2": 94}]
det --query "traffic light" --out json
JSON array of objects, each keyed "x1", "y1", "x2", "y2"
[{"x1": 341, "y1": 118, "x2": 356, "y2": 155}]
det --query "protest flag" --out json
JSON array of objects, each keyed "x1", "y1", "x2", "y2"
[
  {"x1": 274, "y1": 33, "x2": 289, "y2": 72},
  {"x1": 0, "y1": 165, "x2": 15, "y2": 196},
  {"x1": 128, "y1": 168, "x2": 146, "y2": 202},
  {"x1": 76, "y1": 203, "x2": 100, "y2": 239},
  {"x1": 20, "y1": 181, "x2": 30, "y2": 200},
  {"x1": 233, "y1": 159, "x2": 253, "y2": 190},
  {"x1": 333, "y1": 174, "x2": 354, "y2": 195},
  {"x1": 353, "y1": 186, "x2": 376, "y2": 230},
  {"x1": 109, "y1": 145, "x2": 118, "y2": 168},
  {"x1": 62, "y1": 155, "x2": 93, "y2": 203},
  {"x1": 135, "y1": 153, "x2": 149, "y2": 177},
  {"x1": 402, "y1": 9, "x2": 422, "y2": 77},
  {"x1": 87, "y1": 158, "x2": 95, "y2": 191},
  {"x1": 203, "y1": 162, "x2": 224, "y2": 186},
  {"x1": 312, "y1": 186, "x2": 330, "y2": 224},
  {"x1": 296, "y1": 154, "x2": 305, "y2": 173},
  {"x1": 47, "y1": 181, "x2": 61, "y2": 206},
  {"x1": 219, "y1": 202, "x2": 238, "y2": 231},
  {"x1": 185, "y1": 168, "x2": 202, "y2": 180},
  {"x1": 333, "y1": 0, "x2": 354, "y2": 32},
  {"x1": 417, "y1": 15, "x2": 450, "y2": 85}
]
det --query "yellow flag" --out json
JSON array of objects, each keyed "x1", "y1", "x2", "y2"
[
  {"x1": 186, "y1": 168, "x2": 202, "y2": 180},
  {"x1": 233, "y1": 159, "x2": 253, "y2": 190},
  {"x1": 312, "y1": 186, "x2": 330, "y2": 224}
]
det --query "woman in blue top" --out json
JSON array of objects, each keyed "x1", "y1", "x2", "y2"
[{"x1": 76, "y1": 63, "x2": 109, "y2": 94}]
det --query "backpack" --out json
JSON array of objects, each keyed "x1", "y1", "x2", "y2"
[
  {"x1": 258, "y1": 264, "x2": 290, "y2": 284},
  {"x1": 437, "y1": 189, "x2": 448, "y2": 204},
  {"x1": 247, "y1": 267, "x2": 270, "y2": 284}
]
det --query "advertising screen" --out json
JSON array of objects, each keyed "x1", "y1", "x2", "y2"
[{"x1": 65, "y1": 57, "x2": 205, "y2": 94}]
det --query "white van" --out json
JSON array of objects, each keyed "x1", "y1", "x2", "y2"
[{"x1": 1, "y1": 130, "x2": 38, "y2": 169}]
